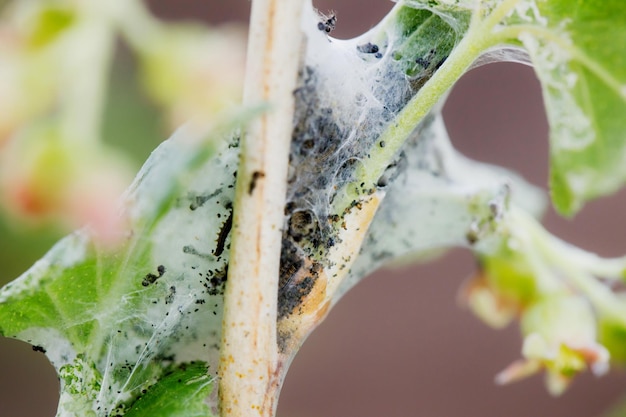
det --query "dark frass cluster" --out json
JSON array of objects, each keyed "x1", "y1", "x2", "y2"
[
  {"x1": 65, "y1": 133, "x2": 246, "y2": 415},
  {"x1": 277, "y1": 6, "x2": 461, "y2": 323}
]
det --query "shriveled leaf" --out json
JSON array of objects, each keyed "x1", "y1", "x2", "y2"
[
  {"x1": 0, "y1": 116, "x2": 250, "y2": 416},
  {"x1": 274, "y1": 1, "x2": 547, "y2": 349},
  {"x1": 343, "y1": 111, "x2": 544, "y2": 298}
]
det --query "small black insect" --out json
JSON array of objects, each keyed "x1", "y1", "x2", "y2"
[
  {"x1": 214, "y1": 209, "x2": 233, "y2": 257},
  {"x1": 317, "y1": 12, "x2": 336, "y2": 33}
]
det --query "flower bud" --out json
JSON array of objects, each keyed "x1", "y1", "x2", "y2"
[
  {"x1": 0, "y1": 2, "x2": 74, "y2": 144},
  {"x1": 461, "y1": 246, "x2": 538, "y2": 328},
  {"x1": 0, "y1": 123, "x2": 133, "y2": 246},
  {"x1": 496, "y1": 295, "x2": 609, "y2": 395},
  {"x1": 460, "y1": 271, "x2": 517, "y2": 328}
]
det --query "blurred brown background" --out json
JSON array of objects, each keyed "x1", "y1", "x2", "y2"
[{"x1": 1, "y1": 1, "x2": 625, "y2": 416}]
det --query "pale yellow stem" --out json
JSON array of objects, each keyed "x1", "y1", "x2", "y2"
[{"x1": 218, "y1": 1, "x2": 304, "y2": 416}]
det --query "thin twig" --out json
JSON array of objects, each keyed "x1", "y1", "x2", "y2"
[{"x1": 218, "y1": 1, "x2": 304, "y2": 416}]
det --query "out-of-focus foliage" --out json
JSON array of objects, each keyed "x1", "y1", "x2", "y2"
[
  {"x1": 0, "y1": 0, "x2": 245, "y2": 249},
  {"x1": 0, "y1": 0, "x2": 246, "y2": 293}
]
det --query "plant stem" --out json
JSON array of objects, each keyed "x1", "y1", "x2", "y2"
[
  {"x1": 332, "y1": 0, "x2": 520, "y2": 215},
  {"x1": 509, "y1": 208, "x2": 626, "y2": 324},
  {"x1": 333, "y1": 30, "x2": 487, "y2": 213},
  {"x1": 218, "y1": 1, "x2": 304, "y2": 416}
]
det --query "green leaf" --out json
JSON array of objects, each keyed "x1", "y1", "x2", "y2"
[
  {"x1": 398, "y1": 0, "x2": 626, "y2": 213},
  {"x1": 123, "y1": 362, "x2": 213, "y2": 417},
  {"x1": 0, "y1": 117, "x2": 248, "y2": 415},
  {"x1": 505, "y1": 1, "x2": 626, "y2": 214}
]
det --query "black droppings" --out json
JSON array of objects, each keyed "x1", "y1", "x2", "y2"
[
  {"x1": 32, "y1": 345, "x2": 46, "y2": 354},
  {"x1": 277, "y1": 263, "x2": 319, "y2": 320},
  {"x1": 165, "y1": 286, "x2": 176, "y2": 304},
  {"x1": 182, "y1": 245, "x2": 212, "y2": 260},
  {"x1": 142, "y1": 273, "x2": 159, "y2": 287},
  {"x1": 248, "y1": 170, "x2": 265, "y2": 195},
  {"x1": 204, "y1": 265, "x2": 228, "y2": 296},
  {"x1": 277, "y1": 238, "x2": 324, "y2": 320},
  {"x1": 142, "y1": 264, "x2": 166, "y2": 286},
  {"x1": 417, "y1": 48, "x2": 437, "y2": 69},
  {"x1": 277, "y1": 22, "x2": 438, "y2": 338},
  {"x1": 357, "y1": 42, "x2": 379, "y2": 54},
  {"x1": 188, "y1": 188, "x2": 222, "y2": 211},
  {"x1": 415, "y1": 57, "x2": 430, "y2": 68}
]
